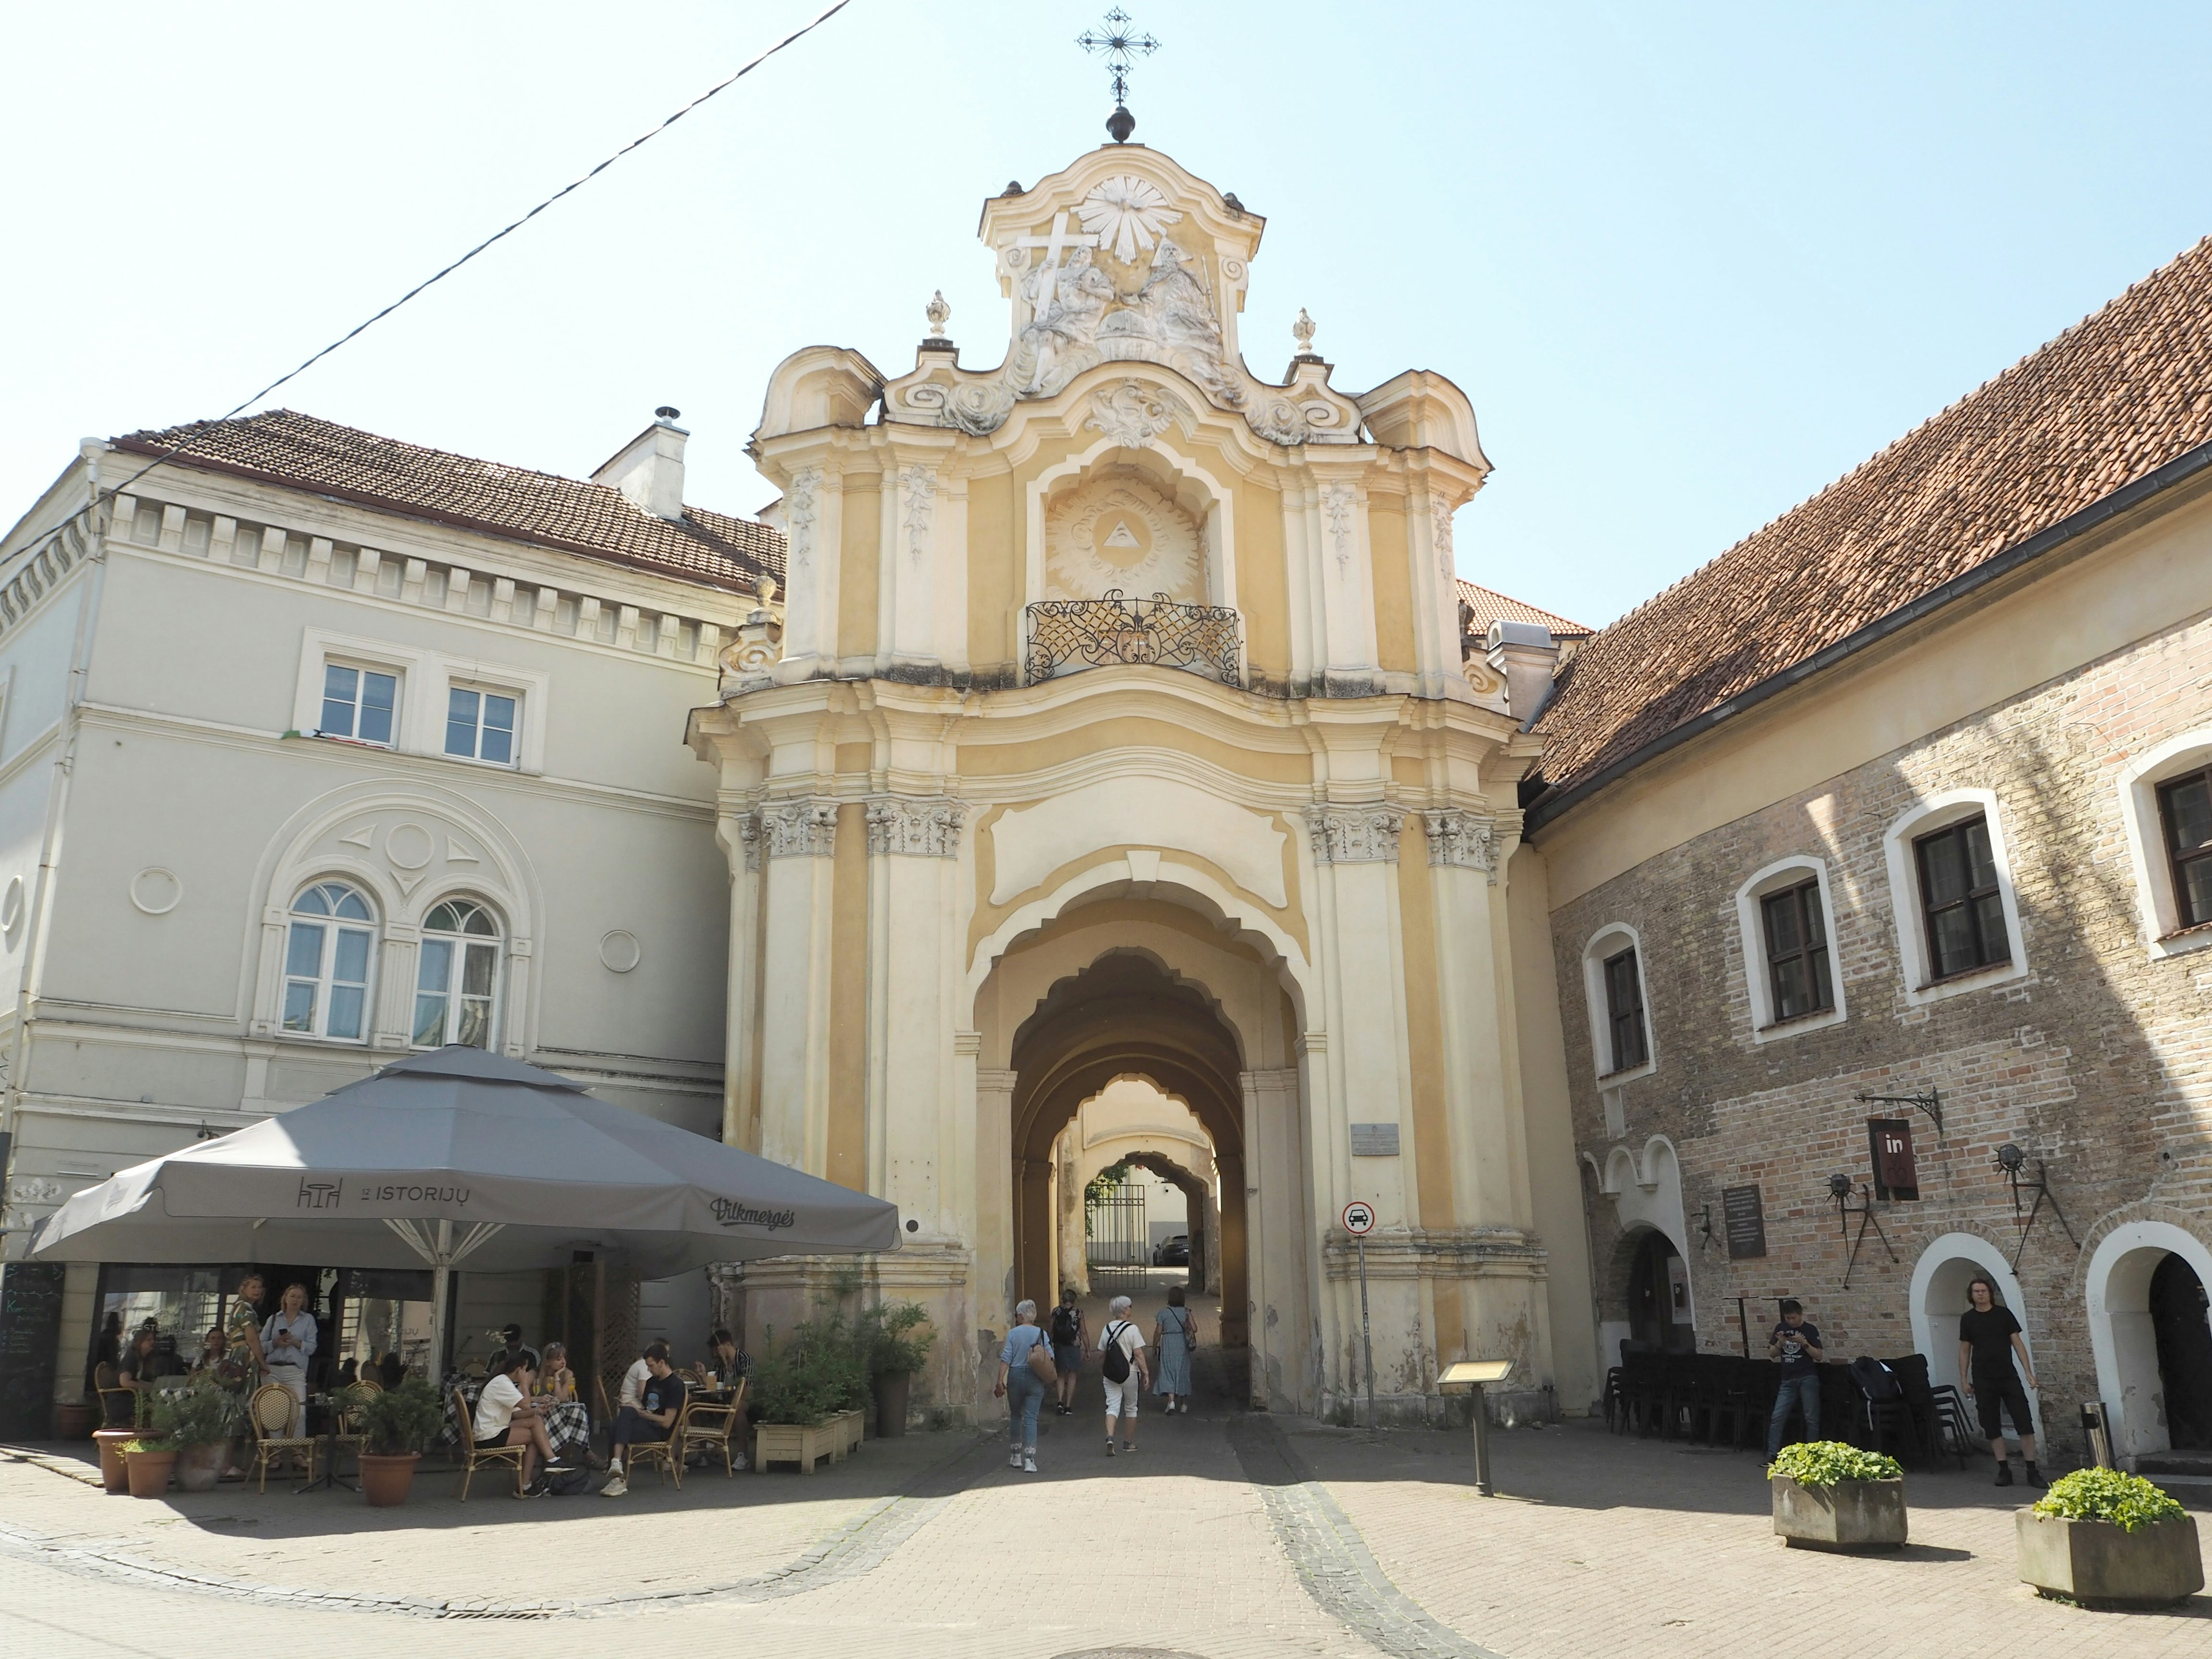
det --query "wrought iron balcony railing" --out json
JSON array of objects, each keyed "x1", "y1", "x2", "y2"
[{"x1": 1025, "y1": 590, "x2": 1242, "y2": 688}]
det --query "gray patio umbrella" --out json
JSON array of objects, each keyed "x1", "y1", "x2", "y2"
[{"x1": 29, "y1": 1046, "x2": 899, "y2": 1369}]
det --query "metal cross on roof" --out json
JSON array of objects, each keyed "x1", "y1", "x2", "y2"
[{"x1": 1078, "y1": 7, "x2": 1158, "y2": 143}]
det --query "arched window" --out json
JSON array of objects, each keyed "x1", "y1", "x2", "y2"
[
  {"x1": 413, "y1": 899, "x2": 500, "y2": 1049},
  {"x1": 283, "y1": 881, "x2": 376, "y2": 1042}
]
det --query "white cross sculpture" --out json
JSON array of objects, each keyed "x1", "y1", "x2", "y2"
[{"x1": 1011, "y1": 211, "x2": 1099, "y2": 320}]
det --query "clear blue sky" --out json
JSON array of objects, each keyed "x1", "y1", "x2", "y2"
[{"x1": 5, "y1": 2, "x2": 2207, "y2": 627}]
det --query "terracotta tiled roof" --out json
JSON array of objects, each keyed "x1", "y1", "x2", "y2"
[
  {"x1": 1456, "y1": 578, "x2": 1592, "y2": 640},
  {"x1": 111, "y1": 410, "x2": 784, "y2": 595},
  {"x1": 1529, "y1": 235, "x2": 2212, "y2": 813}
]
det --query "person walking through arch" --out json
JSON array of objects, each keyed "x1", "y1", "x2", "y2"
[
  {"x1": 1153, "y1": 1285, "x2": 1197, "y2": 1414},
  {"x1": 993, "y1": 1298, "x2": 1050, "y2": 1474},
  {"x1": 1047, "y1": 1288, "x2": 1085, "y2": 1416},
  {"x1": 1099, "y1": 1294, "x2": 1149, "y2": 1456},
  {"x1": 1959, "y1": 1275, "x2": 2043, "y2": 1487}
]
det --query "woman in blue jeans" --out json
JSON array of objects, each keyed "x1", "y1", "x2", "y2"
[{"x1": 993, "y1": 1298, "x2": 1050, "y2": 1474}]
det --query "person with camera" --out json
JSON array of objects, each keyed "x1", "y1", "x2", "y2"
[{"x1": 1764, "y1": 1298, "x2": 1825, "y2": 1458}]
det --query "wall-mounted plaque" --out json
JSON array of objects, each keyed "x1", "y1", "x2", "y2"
[
  {"x1": 1350, "y1": 1123, "x2": 1400, "y2": 1157},
  {"x1": 1722, "y1": 1184, "x2": 1767, "y2": 1259}
]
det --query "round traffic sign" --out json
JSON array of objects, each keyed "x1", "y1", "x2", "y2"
[{"x1": 1341, "y1": 1200, "x2": 1376, "y2": 1236}]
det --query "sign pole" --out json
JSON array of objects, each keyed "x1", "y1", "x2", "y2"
[
  {"x1": 1358, "y1": 1236, "x2": 1375, "y2": 1433},
  {"x1": 1471, "y1": 1382, "x2": 1494, "y2": 1496}
]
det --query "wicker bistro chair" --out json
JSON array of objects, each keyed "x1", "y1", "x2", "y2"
[
  {"x1": 451, "y1": 1388, "x2": 528, "y2": 1500},
  {"x1": 622, "y1": 1399, "x2": 688, "y2": 1491},
  {"x1": 92, "y1": 1362, "x2": 137, "y2": 1429},
  {"x1": 675, "y1": 1382, "x2": 747, "y2": 1477},
  {"x1": 247, "y1": 1383, "x2": 320, "y2": 1492}
]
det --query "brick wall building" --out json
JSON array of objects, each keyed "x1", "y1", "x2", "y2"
[{"x1": 1517, "y1": 237, "x2": 2212, "y2": 1465}]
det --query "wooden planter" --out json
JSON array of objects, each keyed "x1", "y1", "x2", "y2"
[
  {"x1": 828, "y1": 1409, "x2": 864, "y2": 1459},
  {"x1": 359, "y1": 1452, "x2": 422, "y2": 1508},
  {"x1": 92, "y1": 1428, "x2": 136, "y2": 1493},
  {"x1": 1770, "y1": 1476, "x2": 1907, "y2": 1550},
  {"x1": 124, "y1": 1447, "x2": 178, "y2": 1499},
  {"x1": 753, "y1": 1421, "x2": 832, "y2": 1475},
  {"x1": 173, "y1": 1442, "x2": 226, "y2": 1493},
  {"x1": 2017, "y1": 1510, "x2": 2204, "y2": 1606}
]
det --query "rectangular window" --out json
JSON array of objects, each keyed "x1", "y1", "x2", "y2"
[
  {"x1": 1914, "y1": 816, "x2": 2010, "y2": 977},
  {"x1": 1602, "y1": 947, "x2": 1647, "y2": 1073},
  {"x1": 2157, "y1": 767, "x2": 2212, "y2": 930},
  {"x1": 319, "y1": 663, "x2": 397, "y2": 745},
  {"x1": 444, "y1": 686, "x2": 517, "y2": 765},
  {"x1": 1760, "y1": 880, "x2": 1834, "y2": 1021},
  {"x1": 1868, "y1": 1118, "x2": 1920, "y2": 1201}
]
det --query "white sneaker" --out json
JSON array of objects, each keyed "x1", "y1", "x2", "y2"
[
  {"x1": 600, "y1": 1474, "x2": 628, "y2": 1497},
  {"x1": 1009, "y1": 1450, "x2": 1024, "y2": 1467},
  {"x1": 1022, "y1": 1455, "x2": 1037, "y2": 1474}
]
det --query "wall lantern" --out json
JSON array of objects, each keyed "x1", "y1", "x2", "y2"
[
  {"x1": 1993, "y1": 1141, "x2": 2080, "y2": 1270},
  {"x1": 1825, "y1": 1172, "x2": 1897, "y2": 1289}
]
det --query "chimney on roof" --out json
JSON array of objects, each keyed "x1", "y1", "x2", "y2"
[
  {"x1": 592, "y1": 407, "x2": 688, "y2": 521},
  {"x1": 1486, "y1": 619, "x2": 1560, "y2": 729}
]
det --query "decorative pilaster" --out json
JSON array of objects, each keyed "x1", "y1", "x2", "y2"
[
  {"x1": 735, "y1": 812, "x2": 763, "y2": 872},
  {"x1": 1421, "y1": 809, "x2": 1497, "y2": 881},
  {"x1": 1305, "y1": 804, "x2": 1405, "y2": 864},
  {"x1": 762, "y1": 798, "x2": 839, "y2": 858},
  {"x1": 865, "y1": 796, "x2": 965, "y2": 858}
]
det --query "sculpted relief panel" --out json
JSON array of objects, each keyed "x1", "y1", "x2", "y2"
[{"x1": 1045, "y1": 469, "x2": 1203, "y2": 604}]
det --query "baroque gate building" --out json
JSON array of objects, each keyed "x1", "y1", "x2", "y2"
[{"x1": 689, "y1": 142, "x2": 1596, "y2": 1420}]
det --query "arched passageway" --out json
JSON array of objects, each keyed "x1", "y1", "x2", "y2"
[
  {"x1": 2087, "y1": 1221, "x2": 2212, "y2": 1459},
  {"x1": 1622, "y1": 1227, "x2": 1694, "y2": 1355},
  {"x1": 1009, "y1": 949, "x2": 1251, "y2": 1349}
]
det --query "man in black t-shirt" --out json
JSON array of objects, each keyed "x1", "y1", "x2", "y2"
[
  {"x1": 1765, "y1": 1300, "x2": 1825, "y2": 1457},
  {"x1": 1957, "y1": 1275, "x2": 2042, "y2": 1488},
  {"x1": 601, "y1": 1343, "x2": 685, "y2": 1498}
]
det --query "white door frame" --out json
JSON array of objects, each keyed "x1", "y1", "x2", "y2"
[{"x1": 2085, "y1": 1219, "x2": 2212, "y2": 1463}]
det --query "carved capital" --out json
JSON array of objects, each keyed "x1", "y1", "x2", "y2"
[
  {"x1": 865, "y1": 796, "x2": 964, "y2": 858},
  {"x1": 1305, "y1": 804, "x2": 1404, "y2": 865},
  {"x1": 1422, "y1": 809, "x2": 1496, "y2": 878},
  {"x1": 760, "y1": 798, "x2": 839, "y2": 858}
]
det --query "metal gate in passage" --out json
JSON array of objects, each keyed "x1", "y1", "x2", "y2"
[{"x1": 1085, "y1": 1177, "x2": 1148, "y2": 1277}]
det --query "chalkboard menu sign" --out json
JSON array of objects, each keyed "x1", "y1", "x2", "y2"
[
  {"x1": 0, "y1": 1261, "x2": 67, "y2": 1440},
  {"x1": 1722, "y1": 1185, "x2": 1767, "y2": 1260}
]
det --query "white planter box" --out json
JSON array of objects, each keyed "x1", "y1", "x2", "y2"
[
  {"x1": 1770, "y1": 1476, "x2": 1908, "y2": 1550},
  {"x1": 2016, "y1": 1510, "x2": 2203, "y2": 1606}
]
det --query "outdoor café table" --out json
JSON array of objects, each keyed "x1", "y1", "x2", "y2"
[{"x1": 296, "y1": 1392, "x2": 356, "y2": 1495}]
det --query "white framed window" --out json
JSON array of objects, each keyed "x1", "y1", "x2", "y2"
[
  {"x1": 2118, "y1": 728, "x2": 2212, "y2": 959},
  {"x1": 318, "y1": 662, "x2": 398, "y2": 745},
  {"x1": 282, "y1": 881, "x2": 376, "y2": 1042},
  {"x1": 1580, "y1": 923, "x2": 1656, "y2": 1101},
  {"x1": 414, "y1": 897, "x2": 501, "y2": 1048},
  {"x1": 1882, "y1": 790, "x2": 2031, "y2": 999},
  {"x1": 1733, "y1": 857, "x2": 1848, "y2": 1040},
  {"x1": 444, "y1": 685, "x2": 518, "y2": 766}
]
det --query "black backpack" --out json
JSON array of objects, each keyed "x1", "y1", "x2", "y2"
[
  {"x1": 1050, "y1": 1304, "x2": 1080, "y2": 1346},
  {"x1": 1101, "y1": 1321, "x2": 1132, "y2": 1382},
  {"x1": 543, "y1": 1463, "x2": 593, "y2": 1497},
  {"x1": 1849, "y1": 1355, "x2": 1902, "y2": 1401}
]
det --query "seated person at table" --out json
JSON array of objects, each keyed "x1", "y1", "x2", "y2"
[
  {"x1": 377, "y1": 1350, "x2": 405, "y2": 1389},
  {"x1": 704, "y1": 1329, "x2": 749, "y2": 1391},
  {"x1": 600, "y1": 1343, "x2": 683, "y2": 1498},
  {"x1": 118, "y1": 1325, "x2": 162, "y2": 1397},
  {"x1": 619, "y1": 1344, "x2": 655, "y2": 1410},
  {"x1": 472, "y1": 1353, "x2": 566, "y2": 1497},
  {"x1": 491, "y1": 1324, "x2": 539, "y2": 1375},
  {"x1": 535, "y1": 1340, "x2": 577, "y2": 1403},
  {"x1": 192, "y1": 1327, "x2": 228, "y2": 1376}
]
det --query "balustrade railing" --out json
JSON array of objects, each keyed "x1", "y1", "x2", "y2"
[{"x1": 1024, "y1": 590, "x2": 1241, "y2": 688}]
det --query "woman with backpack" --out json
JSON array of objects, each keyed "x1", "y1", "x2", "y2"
[
  {"x1": 1152, "y1": 1285, "x2": 1198, "y2": 1414},
  {"x1": 1097, "y1": 1294, "x2": 1149, "y2": 1456},
  {"x1": 993, "y1": 1298, "x2": 1052, "y2": 1473},
  {"x1": 1048, "y1": 1289, "x2": 1085, "y2": 1416}
]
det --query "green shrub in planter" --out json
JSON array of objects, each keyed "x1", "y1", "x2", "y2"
[
  {"x1": 149, "y1": 1377, "x2": 245, "y2": 1448},
  {"x1": 2032, "y1": 1468, "x2": 2187, "y2": 1532},
  {"x1": 340, "y1": 1378, "x2": 443, "y2": 1456},
  {"x1": 751, "y1": 1322, "x2": 870, "y2": 1426},
  {"x1": 1767, "y1": 1442, "x2": 1904, "y2": 1486}
]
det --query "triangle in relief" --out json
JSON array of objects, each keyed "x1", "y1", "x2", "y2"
[
  {"x1": 393, "y1": 870, "x2": 425, "y2": 897},
  {"x1": 1102, "y1": 520, "x2": 1142, "y2": 549},
  {"x1": 338, "y1": 825, "x2": 374, "y2": 851},
  {"x1": 446, "y1": 837, "x2": 479, "y2": 865}
]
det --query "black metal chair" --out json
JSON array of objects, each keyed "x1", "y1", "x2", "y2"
[
  {"x1": 1602, "y1": 1366, "x2": 1626, "y2": 1433},
  {"x1": 1620, "y1": 1351, "x2": 1665, "y2": 1435},
  {"x1": 1930, "y1": 1384, "x2": 1975, "y2": 1468}
]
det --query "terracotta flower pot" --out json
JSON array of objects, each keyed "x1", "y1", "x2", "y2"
[
  {"x1": 174, "y1": 1441, "x2": 225, "y2": 1493},
  {"x1": 92, "y1": 1428, "x2": 136, "y2": 1493},
  {"x1": 55, "y1": 1402, "x2": 97, "y2": 1441},
  {"x1": 124, "y1": 1447, "x2": 178, "y2": 1499},
  {"x1": 358, "y1": 1452, "x2": 421, "y2": 1508}
]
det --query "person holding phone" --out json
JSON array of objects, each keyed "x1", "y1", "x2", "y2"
[{"x1": 1764, "y1": 1298, "x2": 1824, "y2": 1457}]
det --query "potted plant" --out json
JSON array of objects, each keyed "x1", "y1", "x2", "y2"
[
  {"x1": 750, "y1": 1322, "x2": 862, "y2": 1474},
  {"x1": 150, "y1": 1378, "x2": 243, "y2": 1493},
  {"x1": 55, "y1": 1396, "x2": 97, "y2": 1440},
  {"x1": 859, "y1": 1301, "x2": 934, "y2": 1440},
  {"x1": 2018, "y1": 1467, "x2": 2203, "y2": 1605},
  {"x1": 342, "y1": 1377, "x2": 443, "y2": 1506},
  {"x1": 122, "y1": 1435, "x2": 178, "y2": 1499},
  {"x1": 1768, "y1": 1441, "x2": 1907, "y2": 1550}
]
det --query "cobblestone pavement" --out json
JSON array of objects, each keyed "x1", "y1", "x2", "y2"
[{"x1": 5, "y1": 1370, "x2": 2206, "y2": 1659}]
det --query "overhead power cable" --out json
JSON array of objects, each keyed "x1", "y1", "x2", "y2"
[{"x1": 7, "y1": 0, "x2": 854, "y2": 570}]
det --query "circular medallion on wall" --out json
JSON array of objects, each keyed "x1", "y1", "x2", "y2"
[
  {"x1": 129, "y1": 867, "x2": 183, "y2": 916},
  {"x1": 1, "y1": 875, "x2": 22, "y2": 948},
  {"x1": 385, "y1": 822, "x2": 435, "y2": 871},
  {"x1": 1045, "y1": 470, "x2": 1203, "y2": 603},
  {"x1": 598, "y1": 929, "x2": 643, "y2": 974}
]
